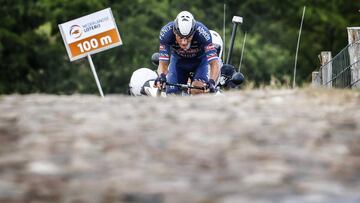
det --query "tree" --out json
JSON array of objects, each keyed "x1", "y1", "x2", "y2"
[{"x1": 0, "y1": 0, "x2": 359, "y2": 94}]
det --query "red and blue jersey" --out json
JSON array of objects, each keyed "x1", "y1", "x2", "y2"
[{"x1": 158, "y1": 21, "x2": 218, "y2": 63}]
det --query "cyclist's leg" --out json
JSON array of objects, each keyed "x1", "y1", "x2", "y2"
[
  {"x1": 191, "y1": 56, "x2": 209, "y2": 94},
  {"x1": 166, "y1": 55, "x2": 188, "y2": 94},
  {"x1": 193, "y1": 56, "x2": 209, "y2": 83}
]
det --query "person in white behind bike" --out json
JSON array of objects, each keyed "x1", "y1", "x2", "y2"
[{"x1": 128, "y1": 68, "x2": 158, "y2": 96}]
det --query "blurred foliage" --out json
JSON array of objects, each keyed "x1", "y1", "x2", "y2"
[{"x1": 0, "y1": 0, "x2": 359, "y2": 94}]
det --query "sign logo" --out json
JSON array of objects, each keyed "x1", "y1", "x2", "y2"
[{"x1": 69, "y1": 25, "x2": 82, "y2": 39}]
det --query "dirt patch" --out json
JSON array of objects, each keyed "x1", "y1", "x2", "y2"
[{"x1": 0, "y1": 89, "x2": 360, "y2": 202}]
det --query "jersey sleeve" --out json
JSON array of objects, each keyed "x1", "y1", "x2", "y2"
[
  {"x1": 159, "y1": 44, "x2": 170, "y2": 61},
  {"x1": 158, "y1": 22, "x2": 173, "y2": 62},
  {"x1": 205, "y1": 43, "x2": 219, "y2": 63},
  {"x1": 196, "y1": 23, "x2": 219, "y2": 63}
]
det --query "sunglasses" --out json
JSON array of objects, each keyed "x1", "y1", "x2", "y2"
[{"x1": 175, "y1": 33, "x2": 194, "y2": 40}]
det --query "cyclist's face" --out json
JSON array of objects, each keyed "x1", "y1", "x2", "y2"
[{"x1": 175, "y1": 34, "x2": 193, "y2": 49}]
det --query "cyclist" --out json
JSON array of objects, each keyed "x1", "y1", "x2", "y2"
[
  {"x1": 155, "y1": 11, "x2": 220, "y2": 95},
  {"x1": 128, "y1": 29, "x2": 243, "y2": 96}
]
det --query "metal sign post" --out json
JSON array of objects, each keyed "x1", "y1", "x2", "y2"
[
  {"x1": 293, "y1": 6, "x2": 306, "y2": 88},
  {"x1": 87, "y1": 54, "x2": 104, "y2": 98},
  {"x1": 226, "y1": 16, "x2": 243, "y2": 65},
  {"x1": 223, "y1": 4, "x2": 226, "y2": 62},
  {"x1": 238, "y1": 32, "x2": 247, "y2": 72}
]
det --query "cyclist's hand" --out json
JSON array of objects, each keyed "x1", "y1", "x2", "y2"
[
  {"x1": 154, "y1": 73, "x2": 167, "y2": 89},
  {"x1": 206, "y1": 79, "x2": 216, "y2": 93}
]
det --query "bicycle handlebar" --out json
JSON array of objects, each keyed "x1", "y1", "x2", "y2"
[{"x1": 165, "y1": 82, "x2": 208, "y2": 91}]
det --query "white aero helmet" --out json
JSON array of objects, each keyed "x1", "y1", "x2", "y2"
[
  {"x1": 210, "y1": 30, "x2": 223, "y2": 58},
  {"x1": 173, "y1": 11, "x2": 196, "y2": 38},
  {"x1": 129, "y1": 68, "x2": 158, "y2": 96}
]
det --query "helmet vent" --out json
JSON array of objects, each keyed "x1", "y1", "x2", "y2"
[{"x1": 173, "y1": 11, "x2": 196, "y2": 38}]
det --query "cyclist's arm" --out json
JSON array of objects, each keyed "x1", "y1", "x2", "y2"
[
  {"x1": 157, "y1": 60, "x2": 169, "y2": 75},
  {"x1": 158, "y1": 22, "x2": 172, "y2": 76},
  {"x1": 209, "y1": 59, "x2": 220, "y2": 82},
  {"x1": 157, "y1": 44, "x2": 170, "y2": 75},
  {"x1": 197, "y1": 24, "x2": 220, "y2": 82}
]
